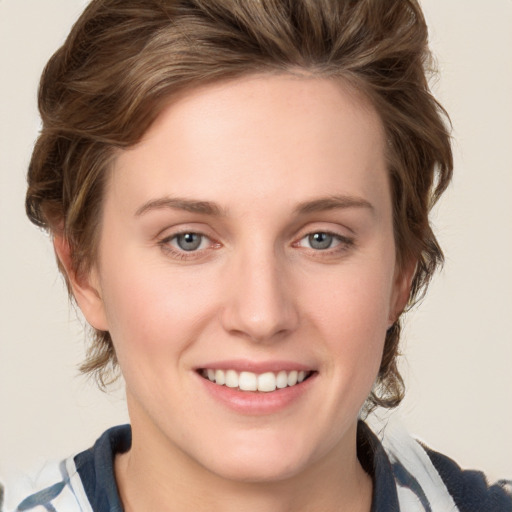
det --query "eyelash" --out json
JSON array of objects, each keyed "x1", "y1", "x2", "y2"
[
  {"x1": 158, "y1": 230, "x2": 355, "y2": 261},
  {"x1": 158, "y1": 231, "x2": 219, "y2": 261},
  {"x1": 294, "y1": 231, "x2": 355, "y2": 254}
]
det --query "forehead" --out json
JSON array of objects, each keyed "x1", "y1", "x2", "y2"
[{"x1": 107, "y1": 74, "x2": 388, "y2": 218}]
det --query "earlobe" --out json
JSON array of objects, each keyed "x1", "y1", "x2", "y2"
[{"x1": 53, "y1": 235, "x2": 109, "y2": 331}]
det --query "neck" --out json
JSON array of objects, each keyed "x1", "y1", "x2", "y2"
[{"x1": 115, "y1": 420, "x2": 373, "y2": 512}]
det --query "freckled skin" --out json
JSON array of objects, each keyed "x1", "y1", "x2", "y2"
[{"x1": 62, "y1": 75, "x2": 411, "y2": 511}]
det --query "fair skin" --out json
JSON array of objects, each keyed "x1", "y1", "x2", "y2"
[{"x1": 56, "y1": 74, "x2": 412, "y2": 512}]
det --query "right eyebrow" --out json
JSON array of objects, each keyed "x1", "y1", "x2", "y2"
[{"x1": 134, "y1": 197, "x2": 227, "y2": 217}]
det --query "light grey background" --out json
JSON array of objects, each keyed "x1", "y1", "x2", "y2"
[{"x1": 1, "y1": 0, "x2": 511, "y2": 496}]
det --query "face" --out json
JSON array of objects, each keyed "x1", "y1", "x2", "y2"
[{"x1": 72, "y1": 75, "x2": 408, "y2": 483}]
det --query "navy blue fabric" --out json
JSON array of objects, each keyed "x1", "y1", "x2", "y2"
[
  {"x1": 357, "y1": 421, "x2": 400, "y2": 511},
  {"x1": 425, "y1": 447, "x2": 512, "y2": 512},
  {"x1": 74, "y1": 425, "x2": 130, "y2": 512}
]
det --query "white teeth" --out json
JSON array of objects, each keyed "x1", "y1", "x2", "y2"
[
  {"x1": 287, "y1": 370, "x2": 298, "y2": 386},
  {"x1": 276, "y1": 370, "x2": 288, "y2": 389},
  {"x1": 257, "y1": 372, "x2": 276, "y2": 392},
  {"x1": 215, "y1": 369, "x2": 226, "y2": 385},
  {"x1": 225, "y1": 369, "x2": 238, "y2": 388},
  {"x1": 202, "y1": 369, "x2": 312, "y2": 392},
  {"x1": 239, "y1": 371, "x2": 257, "y2": 391}
]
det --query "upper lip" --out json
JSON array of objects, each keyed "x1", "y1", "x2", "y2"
[{"x1": 195, "y1": 359, "x2": 315, "y2": 373}]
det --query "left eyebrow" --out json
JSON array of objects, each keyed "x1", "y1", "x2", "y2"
[
  {"x1": 294, "y1": 195, "x2": 374, "y2": 215},
  {"x1": 134, "y1": 197, "x2": 227, "y2": 217}
]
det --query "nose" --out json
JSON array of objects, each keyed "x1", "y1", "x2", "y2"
[{"x1": 220, "y1": 247, "x2": 299, "y2": 344}]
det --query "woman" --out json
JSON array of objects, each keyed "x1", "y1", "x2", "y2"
[{"x1": 7, "y1": 0, "x2": 512, "y2": 511}]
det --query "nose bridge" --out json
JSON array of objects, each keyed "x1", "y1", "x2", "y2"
[{"x1": 221, "y1": 239, "x2": 298, "y2": 343}]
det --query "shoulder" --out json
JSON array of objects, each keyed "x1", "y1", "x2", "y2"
[
  {"x1": 5, "y1": 457, "x2": 92, "y2": 512},
  {"x1": 6, "y1": 425, "x2": 130, "y2": 512},
  {"x1": 373, "y1": 419, "x2": 512, "y2": 512},
  {"x1": 423, "y1": 445, "x2": 512, "y2": 512}
]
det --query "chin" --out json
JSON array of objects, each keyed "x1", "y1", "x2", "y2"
[
  {"x1": 207, "y1": 454, "x2": 307, "y2": 484},
  {"x1": 194, "y1": 434, "x2": 315, "y2": 484}
]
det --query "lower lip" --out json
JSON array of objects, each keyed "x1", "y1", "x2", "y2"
[{"x1": 197, "y1": 372, "x2": 317, "y2": 415}]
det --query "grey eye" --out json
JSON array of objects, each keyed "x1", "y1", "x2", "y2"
[
  {"x1": 308, "y1": 232, "x2": 334, "y2": 250},
  {"x1": 175, "y1": 233, "x2": 204, "y2": 251}
]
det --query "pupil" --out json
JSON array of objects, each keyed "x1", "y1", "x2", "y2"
[
  {"x1": 309, "y1": 232, "x2": 332, "y2": 250},
  {"x1": 177, "y1": 233, "x2": 201, "y2": 251}
]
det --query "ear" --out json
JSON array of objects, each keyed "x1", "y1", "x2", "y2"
[
  {"x1": 388, "y1": 259, "x2": 416, "y2": 327},
  {"x1": 53, "y1": 235, "x2": 109, "y2": 331}
]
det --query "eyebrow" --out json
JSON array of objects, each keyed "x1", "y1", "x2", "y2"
[
  {"x1": 135, "y1": 194, "x2": 373, "y2": 217},
  {"x1": 135, "y1": 197, "x2": 227, "y2": 217},
  {"x1": 294, "y1": 195, "x2": 374, "y2": 215}
]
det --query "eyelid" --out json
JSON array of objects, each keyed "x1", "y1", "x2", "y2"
[
  {"x1": 291, "y1": 226, "x2": 356, "y2": 257},
  {"x1": 158, "y1": 228, "x2": 221, "y2": 260},
  {"x1": 292, "y1": 221, "x2": 355, "y2": 241},
  {"x1": 295, "y1": 231, "x2": 353, "y2": 246}
]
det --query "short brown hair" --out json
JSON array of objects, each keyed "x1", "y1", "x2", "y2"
[{"x1": 26, "y1": 0, "x2": 452, "y2": 410}]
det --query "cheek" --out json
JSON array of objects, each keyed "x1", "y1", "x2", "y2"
[
  {"x1": 301, "y1": 261, "x2": 394, "y2": 376},
  {"x1": 99, "y1": 257, "x2": 221, "y2": 366},
  {"x1": 310, "y1": 268, "x2": 392, "y2": 334}
]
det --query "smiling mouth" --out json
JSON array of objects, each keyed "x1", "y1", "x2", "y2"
[{"x1": 198, "y1": 369, "x2": 315, "y2": 393}]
